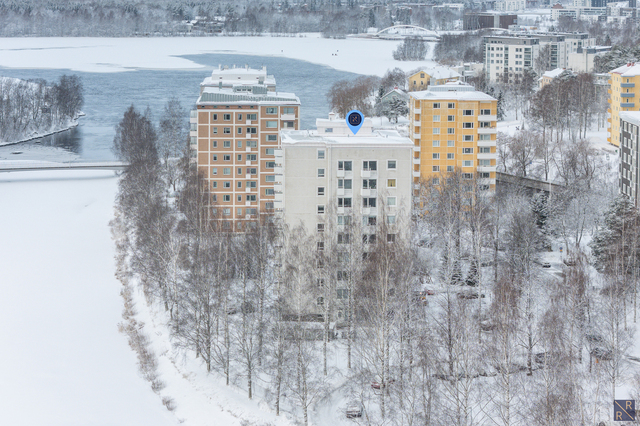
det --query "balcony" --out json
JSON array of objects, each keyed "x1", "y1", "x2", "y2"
[
  {"x1": 190, "y1": 130, "x2": 197, "y2": 137},
  {"x1": 274, "y1": 184, "x2": 283, "y2": 193},
  {"x1": 621, "y1": 102, "x2": 636, "y2": 108},
  {"x1": 274, "y1": 149, "x2": 283, "y2": 157},
  {"x1": 413, "y1": 107, "x2": 421, "y2": 113},
  {"x1": 281, "y1": 114, "x2": 296, "y2": 121},
  {"x1": 621, "y1": 82, "x2": 635, "y2": 88},
  {"x1": 478, "y1": 127, "x2": 497, "y2": 134},
  {"x1": 478, "y1": 115, "x2": 497, "y2": 121},
  {"x1": 622, "y1": 93, "x2": 636, "y2": 98},
  {"x1": 477, "y1": 153, "x2": 495, "y2": 160},
  {"x1": 275, "y1": 193, "x2": 284, "y2": 201},
  {"x1": 337, "y1": 188, "x2": 345, "y2": 196},
  {"x1": 413, "y1": 170, "x2": 421, "y2": 178},
  {"x1": 274, "y1": 166, "x2": 284, "y2": 174},
  {"x1": 361, "y1": 207, "x2": 378, "y2": 215},
  {"x1": 190, "y1": 110, "x2": 197, "y2": 123},
  {"x1": 413, "y1": 120, "x2": 421, "y2": 127},
  {"x1": 413, "y1": 157, "x2": 421, "y2": 165},
  {"x1": 413, "y1": 145, "x2": 421, "y2": 152},
  {"x1": 361, "y1": 170, "x2": 378, "y2": 178},
  {"x1": 477, "y1": 139, "x2": 496, "y2": 147},
  {"x1": 361, "y1": 188, "x2": 377, "y2": 197},
  {"x1": 477, "y1": 166, "x2": 497, "y2": 173}
]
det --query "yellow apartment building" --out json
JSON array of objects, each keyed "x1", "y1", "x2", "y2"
[
  {"x1": 608, "y1": 62, "x2": 640, "y2": 147},
  {"x1": 408, "y1": 67, "x2": 462, "y2": 91},
  {"x1": 191, "y1": 67, "x2": 300, "y2": 231},
  {"x1": 409, "y1": 82, "x2": 497, "y2": 190}
]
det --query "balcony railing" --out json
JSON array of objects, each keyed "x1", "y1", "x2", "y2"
[{"x1": 621, "y1": 82, "x2": 636, "y2": 88}]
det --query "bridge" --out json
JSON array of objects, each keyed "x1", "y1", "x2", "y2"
[
  {"x1": 375, "y1": 25, "x2": 440, "y2": 41},
  {"x1": 0, "y1": 161, "x2": 129, "y2": 173},
  {"x1": 496, "y1": 172, "x2": 564, "y2": 193}
]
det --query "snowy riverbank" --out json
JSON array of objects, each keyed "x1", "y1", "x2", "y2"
[{"x1": 0, "y1": 114, "x2": 83, "y2": 147}]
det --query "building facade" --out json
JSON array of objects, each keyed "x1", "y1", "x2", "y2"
[
  {"x1": 191, "y1": 67, "x2": 300, "y2": 231},
  {"x1": 608, "y1": 63, "x2": 640, "y2": 147},
  {"x1": 483, "y1": 35, "x2": 539, "y2": 83},
  {"x1": 408, "y1": 82, "x2": 497, "y2": 190},
  {"x1": 408, "y1": 67, "x2": 462, "y2": 91},
  {"x1": 619, "y1": 112, "x2": 640, "y2": 204}
]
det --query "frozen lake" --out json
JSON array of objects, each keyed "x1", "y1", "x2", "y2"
[{"x1": 0, "y1": 53, "x2": 361, "y2": 161}]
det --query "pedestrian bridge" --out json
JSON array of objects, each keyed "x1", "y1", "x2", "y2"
[
  {"x1": 376, "y1": 25, "x2": 440, "y2": 41},
  {"x1": 0, "y1": 161, "x2": 128, "y2": 173}
]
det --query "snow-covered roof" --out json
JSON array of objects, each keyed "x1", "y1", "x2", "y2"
[
  {"x1": 620, "y1": 112, "x2": 640, "y2": 127},
  {"x1": 610, "y1": 62, "x2": 640, "y2": 77},
  {"x1": 409, "y1": 82, "x2": 496, "y2": 102},
  {"x1": 201, "y1": 65, "x2": 277, "y2": 90},
  {"x1": 381, "y1": 88, "x2": 409, "y2": 100},
  {"x1": 542, "y1": 68, "x2": 569, "y2": 78},
  {"x1": 280, "y1": 128, "x2": 413, "y2": 147},
  {"x1": 197, "y1": 87, "x2": 300, "y2": 105},
  {"x1": 411, "y1": 67, "x2": 462, "y2": 80}
]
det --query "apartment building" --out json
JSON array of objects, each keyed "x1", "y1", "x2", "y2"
[
  {"x1": 608, "y1": 62, "x2": 640, "y2": 147},
  {"x1": 191, "y1": 67, "x2": 300, "y2": 231},
  {"x1": 275, "y1": 113, "x2": 413, "y2": 233},
  {"x1": 483, "y1": 35, "x2": 539, "y2": 83},
  {"x1": 619, "y1": 112, "x2": 640, "y2": 204},
  {"x1": 199, "y1": 64, "x2": 276, "y2": 94},
  {"x1": 408, "y1": 82, "x2": 497, "y2": 190},
  {"x1": 408, "y1": 67, "x2": 462, "y2": 91}
]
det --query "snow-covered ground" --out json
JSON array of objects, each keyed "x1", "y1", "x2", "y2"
[{"x1": 0, "y1": 35, "x2": 437, "y2": 77}]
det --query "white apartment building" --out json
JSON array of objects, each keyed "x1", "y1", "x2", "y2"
[
  {"x1": 619, "y1": 112, "x2": 640, "y2": 205},
  {"x1": 199, "y1": 64, "x2": 276, "y2": 94},
  {"x1": 483, "y1": 35, "x2": 540, "y2": 82},
  {"x1": 275, "y1": 114, "x2": 413, "y2": 235},
  {"x1": 494, "y1": 0, "x2": 527, "y2": 11}
]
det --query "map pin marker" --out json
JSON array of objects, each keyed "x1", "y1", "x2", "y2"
[{"x1": 346, "y1": 110, "x2": 364, "y2": 135}]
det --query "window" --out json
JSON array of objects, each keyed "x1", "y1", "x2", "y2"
[
  {"x1": 338, "y1": 161, "x2": 352, "y2": 171},
  {"x1": 223, "y1": 195, "x2": 231, "y2": 202},
  {"x1": 463, "y1": 148, "x2": 474, "y2": 154},
  {"x1": 212, "y1": 194, "x2": 218, "y2": 202},
  {"x1": 211, "y1": 167, "x2": 218, "y2": 175},
  {"x1": 387, "y1": 234, "x2": 396, "y2": 243},
  {"x1": 265, "y1": 148, "x2": 275, "y2": 155},
  {"x1": 337, "y1": 215, "x2": 351, "y2": 226},
  {"x1": 480, "y1": 109, "x2": 491, "y2": 115},
  {"x1": 433, "y1": 102, "x2": 440, "y2": 109},
  {"x1": 266, "y1": 107, "x2": 277, "y2": 114},
  {"x1": 387, "y1": 160, "x2": 396, "y2": 169},
  {"x1": 387, "y1": 215, "x2": 396, "y2": 224},
  {"x1": 266, "y1": 120, "x2": 277, "y2": 128},
  {"x1": 318, "y1": 187, "x2": 325, "y2": 196},
  {"x1": 223, "y1": 154, "x2": 231, "y2": 161},
  {"x1": 212, "y1": 113, "x2": 218, "y2": 121},
  {"x1": 448, "y1": 103, "x2": 455, "y2": 109},
  {"x1": 338, "y1": 233, "x2": 350, "y2": 244},
  {"x1": 282, "y1": 107, "x2": 295, "y2": 115},
  {"x1": 363, "y1": 234, "x2": 376, "y2": 244},
  {"x1": 463, "y1": 173, "x2": 473, "y2": 179},
  {"x1": 432, "y1": 153, "x2": 440, "y2": 159},
  {"x1": 479, "y1": 159, "x2": 492, "y2": 166},
  {"x1": 223, "y1": 208, "x2": 231, "y2": 216},
  {"x1": 247, "y1": 181, "x2": 257, "y2": 188},
  {"x1": 246, "y1": 194, "x2": 257, "y2": 202},
  {"x1": 479, "y1": 134, "x2": 491, "y2": 140},
  {"x1": 463, "y1": 135, "x2": 474, "y2": 142},
  {"x1": 432, "y1": 166, "x2": 440, "y2": 172},
  {"x1": 238, "y1": 181, "x2": 243, "y2": 188},
  {"x1": 318, "y1": 150, "x2": 325, "y2": 159},
  {"x1": 247, "y1": 127, "x2": 257, "y2": 134},
  {"x1": 318, "y1": 168, "x2": 325, "y2": 178},
  {"x1": 463, "y1": 161, "x2": 472, "y2": 167},
  {"x1": 223, "y1": 167, "x2": 231, "y2": 175},
  {"x1": 463, "y1": 122, "x2": 474, "y2": 128},
  {"x1": 212, "y1": 127, "x2": 218, "y2": 134},
  {"x1": 264, "y1": 175, "x2": 275, "y2": 182},
  {"x1": 363, "y1": 216, "x2": 377, "y2": 226},
  {"x1": 265, "y1": 202, "x2": 274, "y2": 210},
  {"x1": 247, "y1": 154, "x2": 257, "y2": 161},
  {"x1": 223, "y1": 140, "x2": 231, "y2": 148},
  {"x1": 448, "y1": 115, "x2": 455, "y2": 121},
  {"x1": 237, "y1": 127, "x2": 243, "y2": 134},
  {"x1": 362, "y1": 161, "x2": 377, "y2": 171},
  {"x1": 212, "y1": 141, "x2": 218, "y2": 148},
  {"x1": 317, "y1": 205, "x2": 325, "y2": 214},
  {"x1": 337, "y1": 289, "x2": 349, "y2": 299},
  {"x1": 445, "y1": 153, "x2": 453, "y2": 160},
  {"x1": 432, "y1": 177, "x2": 439, "y2": 185},
  {"x1": 363, "y1": 198, "x2": 377, "y2": 208},
  {"x1": 433, "y1": 128, "x2": 440, "y2": 135},
  {"x1": 223, "y1": 113, "x2": 231, "y2": 121},
  {"x1": 237, "y1": 154, "x2": 242, "y2": 161},
  {"x1": 247, "y1": 113, "x2": 257, "y2": 120},
  {"x1": 283, "y1": 121, "x2": 294, "y2": 128},
  {"x1": 387, "y1": 179, "x2": 396, "y2": 188},
  {"x1": 433, "y1": 140, "x2": 440, "y2": 147},
  {"x1": 266, "y1": 161, "x2": 275, "y2": 169},
  {"x1": 265, "y1": 188, "x2": 274, "y2": 195},
  {"x1": 363, "y1": 179, "x2": 377, "y2": 189},
  {"x1": 247, "y1": 140, "x2": 257, "y2": 147},
  {"x1": 463, "y1": 110, "x2": 474, "y2": 116},
  {"x1": 266, "y1": 134, "x2": 277, "y2": 141},
  {"x1": 237, "y1": 195, "x2": 242, "y2": 202},
  {"x1": 325, "y1": 128, "x2": 333, "y2": 133},
  {"x1": 337, "y1": 271, "x2": 349, "y2": 281},
  {"x1": 479, "y1": 147, "x2": 491, "y2": 153},
  {"x1": 447, "y1": 140, "x2": 455, "y2": 147},
  {"x1": 338, "y1": 179, "x2": 352, "y2": 189},
  {"x1": 317, "y1": 223, "x2": 325, "y2": 233},
  {"x1": 433, "y1": 115, "x2": 440, "y2": 122},
  {"x1": 317, "y1": 241, "x2": 324, "y2": 251},
  {"x1": 447, "y1": 128, "x2": 455, "y2": 134},
  {"x1": 237, "y1": 113, "x2": 243, "y2": 121},
  {"x1": 447, "y1": 165, "x2": 454, "y2": 172},
  {"x1": 248, "y1": 168, "x2": 257, "y2": 175},
  {"x1": 338, "y1": 197, "x2": 352, "y2": 207},
  {"x1": 387, "y1": 197, "x2": 397, "y2": 207},
  {"x1": 237, "y1": 167, "x2": 242, "y2": 175},
  {"x1": 479, "y1": 122, "x2": 492, "y2": 128}
]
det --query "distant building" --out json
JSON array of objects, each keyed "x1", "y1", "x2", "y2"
[
  {"x1": 483, "y1": 35, "x2": 539, "y2": 83},
  {"x1": 191, "y1": 67, "x2": 300, "y2": 231},
  {"x1": 380, "y1": 88, "x2": 409, "y2": 104},
  {"x1": 539, "y1": 68, "x2": 573, "y2": 88},
  {"x1": 494, "y1": 0, "x2": 527, "y2": 11},
  {"x1": 568, "y1": 45, "x2": 611, "y2": 72},
  {"x1": 200, "y1": 65, "x2": 276, "y2": 94},
  {"x1": 608, "y1": 62, "x2": 640, "y2": 147},
  {"x1": 463, "y1": 12, "x2": 517, "y2": 30},
  {"x1": 409, "y1": 82, "x2": 497, "y2": 191},
  {"x1": 408, "y1": 67, "x2": 462, "y2": 91},
  {"x1": 619, "y1": 112, "x2": 640, "y2": 203}
]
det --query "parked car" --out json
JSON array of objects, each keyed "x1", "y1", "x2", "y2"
[
  {"x1": 542, "y1": 262, "x2": 551, "y2": 268},
  {"x1": 346, "y1": 403, "x2": 363, "y2": 418}
]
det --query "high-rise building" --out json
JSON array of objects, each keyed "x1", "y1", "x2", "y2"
[
  {"x1": 608, "y1": 62, "x2": 640, "y2": 147},
  {"x1": 483, "y1": 35, "x2": 540, "y2": 83},
  {"x1": 191, "y1": 66, "x2": 300, "y2": 231},
  {"x1": 619, "y1": 112, "x2": 640, "y2": 203},
  {"x1": 408, "y1": 82, "x2": 497, "y2": 190}
]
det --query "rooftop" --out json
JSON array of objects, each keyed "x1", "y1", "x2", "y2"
[
  {"x1": 620, "y1": 112, "x2": 640, "y2": 127},
  {"x1": 200, "y1": 64, "x2": 277, "y2": 91},
  {"x1": 411, "y1": 66, "x2": 462, "y2": 80},
  {"x1": 409, "y1": 82, "x2": 496, "y2": 102},
  {"x1": 197, "y1": 87, "x2": 300, "y2": 105},
  {"x1": 542, "y1": 68, "x2": 570, "y2": 79},
  {"x1": 610, "y1": 62, "x2": 640, "y2": 77}
]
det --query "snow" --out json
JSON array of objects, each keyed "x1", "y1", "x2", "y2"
[
  {"x1": 0, "y1": 170, "x2": 176, "y2": 426},
  {"x1": 0, "y1": 35, "x2": 438, "y2": 77}
]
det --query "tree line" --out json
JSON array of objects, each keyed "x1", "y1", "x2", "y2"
[
  {"x1": 0, "y1": 75, "x2": 83, "y2": 143},
  {"x1": 110, "y1": 97, "x2": 639, "y2": 425}
]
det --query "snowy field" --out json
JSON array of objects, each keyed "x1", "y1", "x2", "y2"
[{"x1": 0, "y1": 34, "x2": 437, "y2": 77}]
